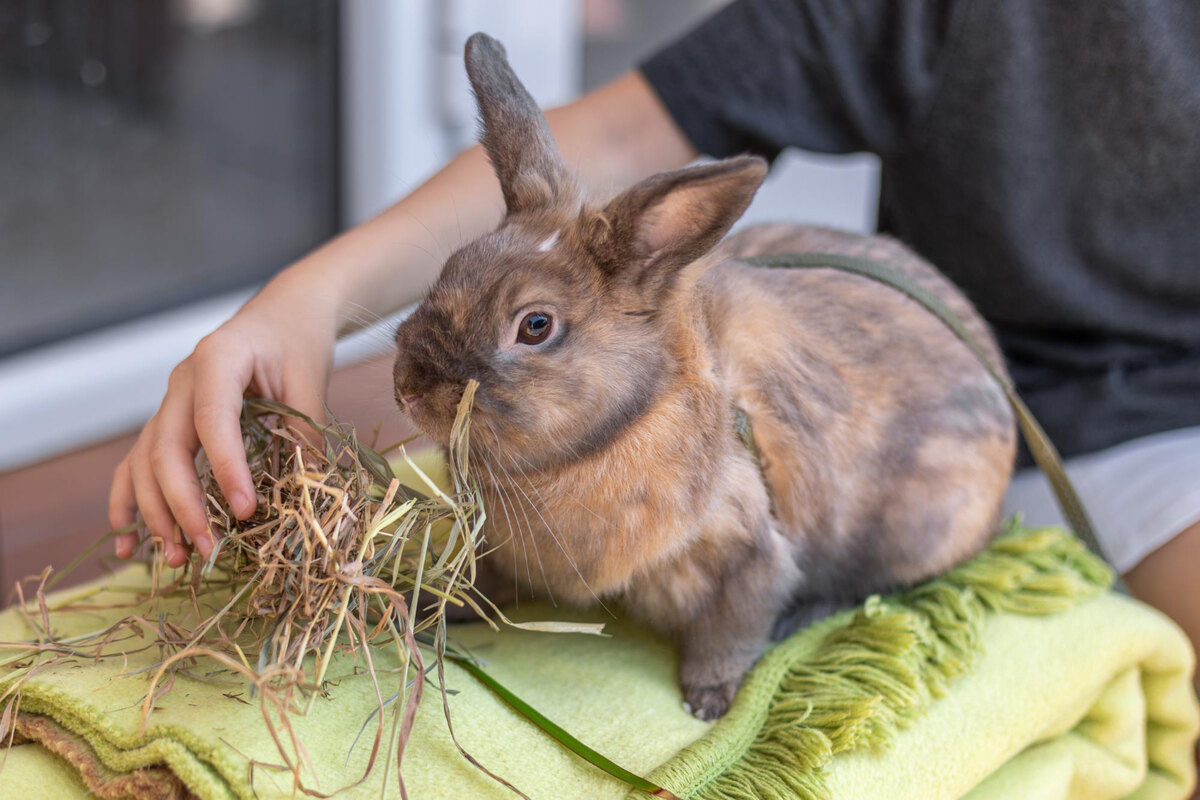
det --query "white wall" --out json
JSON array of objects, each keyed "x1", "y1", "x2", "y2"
[
  {"x1": 738, "y1": 150, "x2": 879, "y2": 234},
  {"x1": 342, "y1": 0, "x2": 584, "y2": 226}
]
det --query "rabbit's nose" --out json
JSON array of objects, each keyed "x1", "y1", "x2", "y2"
[{"x1": 403, "y1": 394, "x2": 422, "y2": 408}]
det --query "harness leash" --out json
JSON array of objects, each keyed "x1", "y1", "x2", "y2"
[{"x1": 737, "y1": 251, "x2": 1103, "y2": 560}]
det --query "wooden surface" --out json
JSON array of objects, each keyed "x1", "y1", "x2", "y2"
[{"x1": 0, "y1": 352, "x2": 417, "y2": 602}]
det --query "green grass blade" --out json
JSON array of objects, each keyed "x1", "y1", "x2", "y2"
[{"x1": 445, "y1": 652, "x2": 681, "y2": 799}]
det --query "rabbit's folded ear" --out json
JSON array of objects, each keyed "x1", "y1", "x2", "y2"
[
  {"x1": 594, "y1": 156, "x2": 768, "y2": 297},
  {"x1": 465, "y1": 32, "x2": 572, "y2": 215}
]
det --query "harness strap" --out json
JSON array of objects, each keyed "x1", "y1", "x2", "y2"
[{"x1": 740, "y1": 251, "x2": 1103, "y2": 559}]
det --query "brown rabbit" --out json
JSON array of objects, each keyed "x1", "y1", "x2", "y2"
[{"x1": 393, "y1": 34, "x2": 1016, "y2": 720}]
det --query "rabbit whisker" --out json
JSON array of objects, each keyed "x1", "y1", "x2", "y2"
[
  {"x1": 485, "y1": 449, "x2": 557, "y2": 607},
  {"x1": 342, "y1": 300, "x2": 388, "y2": 326},
  {"x1": 491, "y1": 455, "x2": 554, "y2": 606},
  {"x1": 478, "y1": 458, "x2": 523, "y2": 604},
  {"x1": 504, "y1": 446, "x2": 617, "y2": 532},
  {"x1": 392, "y1": 207, "x2": 454, "y2": 262},
  {"x1": 494, "y1": 448, "x2": 611, "y2": 615},
  {"x1": 481, "y1": 458, "x2": 539, "y2": 605}
]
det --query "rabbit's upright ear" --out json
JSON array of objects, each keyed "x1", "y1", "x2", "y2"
[
  {"x1": 593, "y1": 156, "x2": 767, "y2": 297},
  {"x1": 465, "y1": 33, "x2": 572, "y2": 215}
]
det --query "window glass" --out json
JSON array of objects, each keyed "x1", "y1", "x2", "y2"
[{"x1": 0, "y1": 0, "x2": 339, "y2": 357}]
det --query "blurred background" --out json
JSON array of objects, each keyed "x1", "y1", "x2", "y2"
[{"x1": 0, "y1": 0, "x2": 879, "y2": 591}]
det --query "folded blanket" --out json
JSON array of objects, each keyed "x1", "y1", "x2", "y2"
[{"x1": 1, "y1": 519, "x2": 1195, "y2": 799}]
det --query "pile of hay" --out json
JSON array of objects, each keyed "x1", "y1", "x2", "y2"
[
  {"x1": 5, "y1": 383, "x2": 490, "y2": 796},
  {"x1": 186, "y1": 384, "x2": 485, "y2": 691}
]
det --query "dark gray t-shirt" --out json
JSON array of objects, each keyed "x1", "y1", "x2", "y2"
[{"x1": 641, "y1": 0, "x2": 1200, "y2": 464}]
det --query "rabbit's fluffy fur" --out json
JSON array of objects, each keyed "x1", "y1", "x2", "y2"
[{"x1": 393, "y1": 34, "x2": 1016, "y2": 719}]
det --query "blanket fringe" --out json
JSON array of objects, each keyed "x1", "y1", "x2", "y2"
[{"x1": 684, "y1": 526, "x2": 1113, "y2": 800}]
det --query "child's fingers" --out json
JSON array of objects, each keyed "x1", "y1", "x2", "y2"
[
  {"x1": 192, "y1": 354, "x2": 257, "y2": 521},
  {"x1": 281, "y1": 367, "x2": 330, "y2": 446},
  {"x1": 128, "y1": 447, "x2": 182, "y2": 563},
  {"x1": 150, "y1": 377, "x2": 215, "y2": 559}
]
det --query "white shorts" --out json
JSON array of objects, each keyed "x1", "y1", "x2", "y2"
[{"x1": 1002, "y1": 425, "x2": 1200, "y2": 574}]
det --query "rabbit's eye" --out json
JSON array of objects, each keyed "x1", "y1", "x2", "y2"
[{"x1": 517, "y1": 312, "x2": 552, "y2": 345}]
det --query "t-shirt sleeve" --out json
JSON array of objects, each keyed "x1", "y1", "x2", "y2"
[{"x1": 639, "y1": 0, "x2": 960, "y2": 160}]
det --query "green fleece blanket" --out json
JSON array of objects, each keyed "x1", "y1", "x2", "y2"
[{"x1": 0, "y1": 518, "x2": 1196, "y2": 799}]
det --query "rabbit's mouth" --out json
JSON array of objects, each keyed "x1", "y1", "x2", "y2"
[
  {"x1": 397, "y1": 394, "x2": 451, "y2": 442},
  {"x1": 398, "y1": 393, "x2": 422, "y2": 416},
  {"x1": 394, "y1": 378, "x2": 494, "y2": 452}
]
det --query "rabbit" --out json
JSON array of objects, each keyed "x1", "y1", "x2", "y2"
[{"x1": 392, "y1": 33, "x2": 1016, "y2": 721}]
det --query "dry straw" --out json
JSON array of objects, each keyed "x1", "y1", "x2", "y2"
[{"x1": 0, "y1": 381, "x2": 678, "y2": 799}]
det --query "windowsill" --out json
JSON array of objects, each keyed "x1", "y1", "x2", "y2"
[{"x1": 0, "y1": 291, "x2": 407, "y2": 472}]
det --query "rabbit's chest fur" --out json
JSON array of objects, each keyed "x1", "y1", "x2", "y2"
[{"x1": 481, "y1": 372, "x2": 778, "y2": 623}]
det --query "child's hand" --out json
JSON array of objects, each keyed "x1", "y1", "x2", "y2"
[{"x1": 108, "y1": 278, "x2": 337, "y2": 567}]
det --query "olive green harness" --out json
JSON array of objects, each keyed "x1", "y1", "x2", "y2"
[{"x1": 735, "y1": 251, "x2": 1102, "y2": 559}]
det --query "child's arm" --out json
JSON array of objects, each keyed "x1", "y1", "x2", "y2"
[
  {"x1": 108, "y1": 70, "x2": 698, "y2": 566},
  {"x1": 1124, "y1": 520, "x2": 1200, "y2": 690}
]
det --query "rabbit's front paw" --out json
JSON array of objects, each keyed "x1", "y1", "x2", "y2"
[{"x1": 682, "y1": 679, "x2": 738, "y2": 721}]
